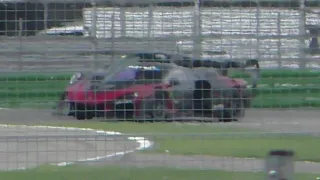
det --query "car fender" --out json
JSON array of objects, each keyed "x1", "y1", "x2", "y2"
[
  {"x1": 134, "y1": 90, "x2": 175, "y2": 118},
  {"x1": 233, "y1": 78, "x2": 248, "y2": 87}
]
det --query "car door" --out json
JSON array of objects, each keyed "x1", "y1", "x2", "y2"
[{"x1": 163, "y1": 68, "x2": 197, "y2": 110}]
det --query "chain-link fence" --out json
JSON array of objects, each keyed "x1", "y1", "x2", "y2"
[{"x1": 0, "y1": 0, "x2": 320, "y2": 179}]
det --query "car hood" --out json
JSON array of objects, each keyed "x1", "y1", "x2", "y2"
[
  {"x1": 66, "y1": 80, "x2": 119, "y2": 101},
  {"x1": 66, "y1": 80, "x2": 161, "y2": 103},
  {"x1": 67, "y1": 79, "x2": 113, "y2": 91}
]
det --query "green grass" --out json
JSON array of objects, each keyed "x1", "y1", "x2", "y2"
[
  {"x1": 0, "y1": 69, "x2": 319, "y2": 108},
  {"x1": 2, "y1": 165, "x2": 320, "y2": 180},
  {"x1": 0, "y1": 71, "x2": 319, "y2": 97},
  {"x1": 230, "y1": 69, "x2": 320, "y2": 78},
  {"x1": 0, "y1": 98, "x2": 54, "y2": 109},
  {"x1": 1, "y1": 76, "x2": 319, "y2": 93},
  {"x1": 147, "y1": 135, "x2": 320, "y2": 162},
  {"x1": 0, "y1": 69, "x2": 319, "y2": 81},
  {"x1": 36, "y1": 121, "x2": 320, "y2": 162},
  {"x1": 1, "y1": 92, "x2": 319, "y2": 108},
  {"x1": 1, "y1": 88, "x2": 319, "y2": 99},
  {"x1": 1, "y1": 80, "x2": 319, "y2": 98},
  {"x1": 252, "y1": 92, "x2": 320, "y2": 108}
]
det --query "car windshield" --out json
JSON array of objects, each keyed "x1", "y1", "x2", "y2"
[
  {"x1": 101, "y1": 53, "x2": 170, "y2": 83},
  {"x1": 102, "y1": 65, "x2": 165, "y2": 87},
  {"x1": 101, "y1": 55, "x2": 141, "y2": 82},
  {"x1": 108, "y1": 68, "x2": 136, "y2": 82}
]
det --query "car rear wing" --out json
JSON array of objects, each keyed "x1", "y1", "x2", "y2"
[
  {"x1": 174, "y1": 58, "x2": 260, "y2": 89},
  {"x1": 221, "y1": 59, "x2": 260, "y2": 89},
  {"x1": 78, "y1": 49, "x2": 260, "y2": 88}
]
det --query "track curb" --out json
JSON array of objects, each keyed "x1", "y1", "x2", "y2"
[{"x1": 0, "y1": 124, "x2": 153, "y2": 170}]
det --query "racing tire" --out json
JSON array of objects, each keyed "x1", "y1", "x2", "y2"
[
  {"x1": 149, "y1": 91, "x2": 170, "y2": 122},
  {"x1": 114, "y1": 103, "x2": 135, "y2": 121},
  {"x1": 217, "y1": 95, "x2": 245, "y2": 122},
  {"x1": 219, "y1": 106, "x2": 243, "y2": 122},
  {"x1": 75, "y1": 110, "x2": 94, "y2": 120},
  {"x1": 52, "y1": 92, "x2": 68, "y2": 116},
  {"x1": 215, "y1": 110, "x2": 233, "y2": 122},
  {"x1": 68, "y1": 102, "x2": 76, "y2": 116}
]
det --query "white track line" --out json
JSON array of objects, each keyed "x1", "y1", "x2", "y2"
[{"x1": 0, "y1": 124, "x2": 153, "y2": 171}]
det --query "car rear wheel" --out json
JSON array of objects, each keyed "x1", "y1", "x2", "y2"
[
  {"x1": 217, "y1": 94, "x2": 245, "y2": 122},
  {"x1": 151, "y1": 100, "x2": 167, "y2": 120},
  {"x1": 219, "y1": 103, "x2": 241, "y2": 122}
]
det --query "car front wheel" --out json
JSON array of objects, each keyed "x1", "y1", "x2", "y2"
[
  {"x1": 75, "y1": 110, "x2": 94, "y2": 120},
  {"x1": 149, "y1": 91, "x2": 170, "y2": 122}
]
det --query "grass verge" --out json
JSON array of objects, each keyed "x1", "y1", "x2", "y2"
[
  {"x1": 1, "y1": 165, "x2": 319, "y2": 180},
  {"x1": 1, "y1": 92, "x2": 319, "y2": 108},
  {"x1": 40, "y1": 121, "x2": 320, "y2": 162},
  {"x1": 1, "y1": 77, "x2": 319, "y2": 96},
  {"x1": 1, "y1": 69, "x2": 319, "y2": 81},
  {"x1": 252, "y1": 92, "x2": 320, "y2": 108},
  {"x1": 0, "y1": 69, "x2": 319, "y2": 108},
  {"x1": 146, "y1": 135, "x2": 320, "y2": 162}
]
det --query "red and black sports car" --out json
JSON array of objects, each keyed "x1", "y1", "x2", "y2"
[{"x1": 54, "y1": 52, "x2": 260, "y2": 122}]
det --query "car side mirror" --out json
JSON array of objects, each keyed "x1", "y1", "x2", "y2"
[{"x1": 169, "y1": 79, "x2": 180, "y2": 86}]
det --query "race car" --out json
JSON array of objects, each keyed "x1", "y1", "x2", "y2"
[{"x1": 54, "y1": 51, "x2": 260, "y2": 122}]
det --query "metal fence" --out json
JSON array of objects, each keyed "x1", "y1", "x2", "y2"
[
  {"x1": 1, "y1": 0, "x2": 320, "y2": 71},
  {"x1": 0, "y1": 0, "x2": 320, "y2": 179}
]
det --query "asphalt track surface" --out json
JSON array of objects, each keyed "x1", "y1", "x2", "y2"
[
  {"x1": 0, "y1": 109, "x2": 140, "y2": 171},
  {"x1": 0, "y1": 108, "x2": 319, "y2": 173}
]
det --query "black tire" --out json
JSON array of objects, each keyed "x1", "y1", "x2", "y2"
[
  {"x1": 218, "y1": 93, "x2": 245, "y2": 122},
  {"x1": 68, "y1": 102, "x2": 76, "y2": 116},
  {"x1": 74, "y1": 103, "x2": 94, "y2": 120},
  {"x1": 218, "y1": 112, "x2": 233, "y2": 122},
  {"x1": 75, "y1": 112, "x2": 86, "y2": 120},
  {"x1": 220, "y1": 103, "x2": 243, "y2": 122},
  {"x1": 149, "y1": 91, "x2": 169, "y2": 122},
  {"x1": 114, "y1": 103, "x2": 135, "y2": 120},
  {"x1": 52, "y1": 92, "x2": 67, "y2": 116},
  {"x1": 75, "y1": 110, "x2": 94, "y2": 120}
]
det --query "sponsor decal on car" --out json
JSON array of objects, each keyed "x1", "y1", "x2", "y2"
[
  {"x1": 114, "y1": 100, "x2": 133, "y2": 105},
  {"x1": 128, "y1": 65, "x2": 160, "y2": 70},
  {"x1": 212, "y1": 104, "x2": 224, "y2": 110}
]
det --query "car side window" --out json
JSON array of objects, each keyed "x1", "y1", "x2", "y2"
[
  {"x1": 205, "y1": 70, "x2": 219, "y2": 78},
  {"x1": 164, "y1": 70, "x2": 187, "y2": 84},
  {"x1": 192, "y1": 68, "x2": 218, "y2": 80},
  {"x1": 164, "y1": 69, "x2": 195, "y2": 90}
]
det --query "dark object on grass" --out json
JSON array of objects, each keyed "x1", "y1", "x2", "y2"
[{"x1": 265, "y1": 149, "x2": 295, "y2": 180}]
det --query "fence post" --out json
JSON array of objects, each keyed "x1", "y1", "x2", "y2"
[
  {"x1": 147, "y1": 4, "x2": 154, "y2": 39},
  {"x1": 119, "y1": 7, "x2": 126, "y2": 37},
  {"x1": 255, "y1": 1, "x2": 261, "y2": 60},
  {"x1": 18, "y1": 18, "x2": 23, "y2": 71},
  {"x1": 43, "y1": 3, "x2": 48, "y2": 32},
  {"x1": 91, "y1": 1, "x2": 98, "y2": 70},
  {"x1": 277, "y1": 12, "x2": 282, "y2": 68},
  {"x1": 265, "y1": 150, "x2": 295, "y2": 180},
  {"x1": 192, "y1": 0, "x2": 202, "y2": 59},
  {"x1": 111, "y1": 12, "x2": 115, "y2": 63},
  {"x1": 298, "y1": 0, "x2": 306, "y2": 69}
]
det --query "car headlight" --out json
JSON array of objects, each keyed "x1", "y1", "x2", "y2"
[
  {"x1": 69, "y1": 72, "x2": 83, "y2": 84},
  {"x1": 114, "y1": 92, "x2": 139, "y2": 105}
]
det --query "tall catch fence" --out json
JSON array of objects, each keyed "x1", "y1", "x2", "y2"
[{"x1": 0, "y1": 0, "x2": 319, "y2": 179}]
